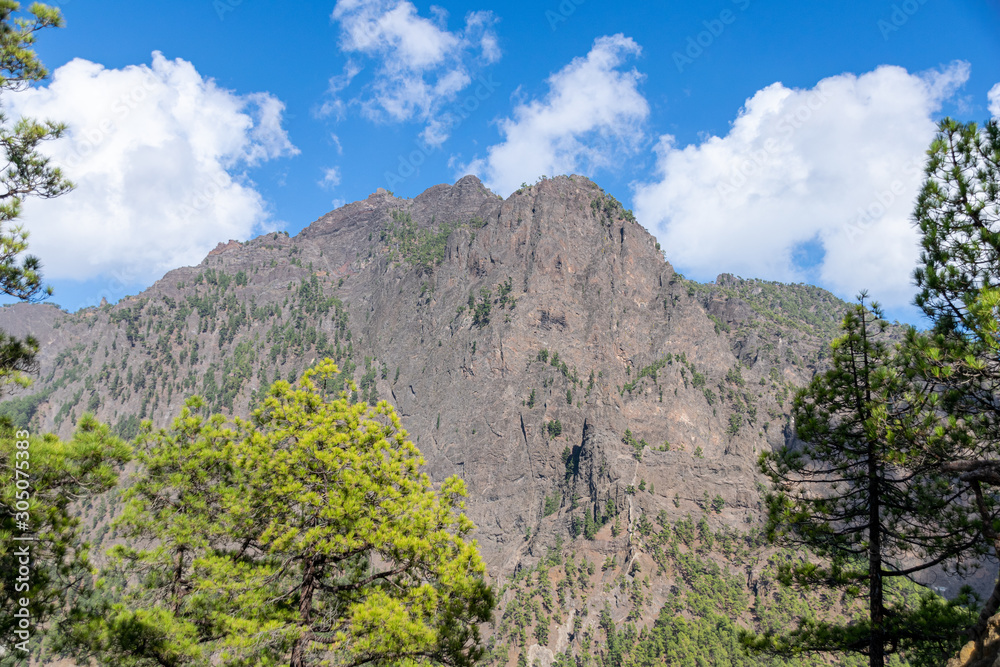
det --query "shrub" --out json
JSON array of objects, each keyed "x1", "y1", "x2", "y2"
[
  {"x1": 543, "y1": 493, "x2": 561, "y2": 517},
  {"x1": 711, "y1": 494, "x2": 725, "y2": 513}
]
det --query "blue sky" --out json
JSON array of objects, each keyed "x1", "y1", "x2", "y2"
[{"x1": 9, "y1": 0, "x2": 1000, "y2": 324}]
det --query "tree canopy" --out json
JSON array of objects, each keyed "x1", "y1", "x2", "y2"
[
  {"x1": 64, "y1": 359, "x2": 494, "y2": 667},
  {"x1": 908, "y1": 118, "x2": 1000, "y2": 640},
  {"x1": 0, "y1": 0, "x2": 72, "y2": 389},
  {"x1": 0, "y1": 415, "x2": 130, "y2": 663},
  {"x1": 913, "y1": 118, "x2": 1000, "y2": 337}
]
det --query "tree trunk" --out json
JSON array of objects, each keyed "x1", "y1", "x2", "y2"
[
  {"x1": 171, "y1": 546, "x2": 185, "y2": 614},
  {"x1": 970, "y1": 481, "x2": 1000, "y2": 650},
  {"x1": 290, "y1": 556, "x2": 318, "y2": 667},
  {"x1": 869, "y1": 443, "x2": 885, "y2": 667}
]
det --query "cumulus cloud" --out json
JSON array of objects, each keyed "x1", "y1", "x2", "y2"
[
  {"x1": 329, "y1": 0, "x2": 499, "y2": 145},
  {"x1": 461, "y1": 34, "x2": 649, "y2": 197},
  {"x1": 633, "y1": 62, "x2": 970, "y2": 310},
  {"x1": 990, "y1": 82, "x2": 1000, "y2": 118},
  {"x1": 5, "y1": 52, "x2": 297, "y2": 285}
]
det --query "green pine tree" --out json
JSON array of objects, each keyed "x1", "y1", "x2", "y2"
[
  {"x1": 750, "y1": 297, "x2": 979, "y2": 667},
  {"x1": 906, "y1": 117, "x2": 1000, "y2": 639},
  {"x1": 0, "y1": 415, "x2": 130, "y2": 661},
  {"x1": 67, "y1": 360, "x2": 494, "y2": 667},
  {"x1": 0, "y1": 1, "x2": 73, "y2": 390}
]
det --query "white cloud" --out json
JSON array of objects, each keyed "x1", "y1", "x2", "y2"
[
  {"x1": 245, "y1": 93, "x2": 298, "y2": 163},
  {"x1": 320, "y1": 166, "x2": 342, "y2": 190},
  {"x1": 329, "y1": 0, "x2": 499, "y2": 145},
  {"x1": 633, "y1": 62, "x2": 970, "y2": 310},
  {"x1": 461, "y1": 34, "x2": 649, "y2": 197},
  {"x1": 5, "y1": 52, "x2": 298, "y2": 284},
  {"x1": 989, "y1": 82, "x2": 1000, "y2": 118}
]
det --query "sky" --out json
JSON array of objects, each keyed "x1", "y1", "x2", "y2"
[{"x1": 5, "y1": 0, "x2": 1000, "y2": 324}]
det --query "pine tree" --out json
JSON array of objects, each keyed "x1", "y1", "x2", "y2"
[
  {"x1": 907, "y1": 117, "x2": 1000, "y2": 640},
  {"x1": 0, "y1": 1, "x2": 73, "y2": 389},
  {"x1": 0, "y1": 415, "x2": 130, "y2": 658},
  {"x1": 55, "y1": 397, "x2": 238, "y2": 666},
  {"x1": 67, "y1": 360, "x2": 494, "y2": 667},
  {"x1": 750, "y1": 297, "x2": 980, "y2": 667},
  {"x1": 913, "y1": 118, "x2": 1000, "y2": 335}
]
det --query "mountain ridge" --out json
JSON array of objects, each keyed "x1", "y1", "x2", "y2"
[
  {"x1": 3, "y1": 174, "x2": 953, "y2": 666},
  {"x1": 0, "y1": 173, "x2": 859, "y2": 570}
]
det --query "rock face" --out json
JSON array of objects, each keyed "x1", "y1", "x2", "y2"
[
  {"x1": 949, "y1": 614, "x2": 1000, "y2": 667},
  {"x1": 0, "y1": 174, "x2": 874, "y2": 653},
  {"x1": 0, "y1": 175, "x2": 842, "y2": 570}
]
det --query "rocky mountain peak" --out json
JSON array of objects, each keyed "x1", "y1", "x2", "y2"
[
  {"x1": 0, "y1": 174, "x2": 835, "y2": 565},
  {"x1": 0, "y1": 175, "x2": 908, "y2": 664}
]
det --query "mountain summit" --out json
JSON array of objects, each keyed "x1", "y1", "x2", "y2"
[{"x1": 0, "y1": 174, "x2": 889, "y2": 663}]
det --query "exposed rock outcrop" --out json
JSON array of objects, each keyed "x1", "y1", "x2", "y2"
[{"x1": 949, "y1": 614, "x2": 1000, "y2": 667}]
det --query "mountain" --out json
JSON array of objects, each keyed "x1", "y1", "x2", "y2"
[{"x1": 0, "y1": 174, "x2": 963, "y2": 665}]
